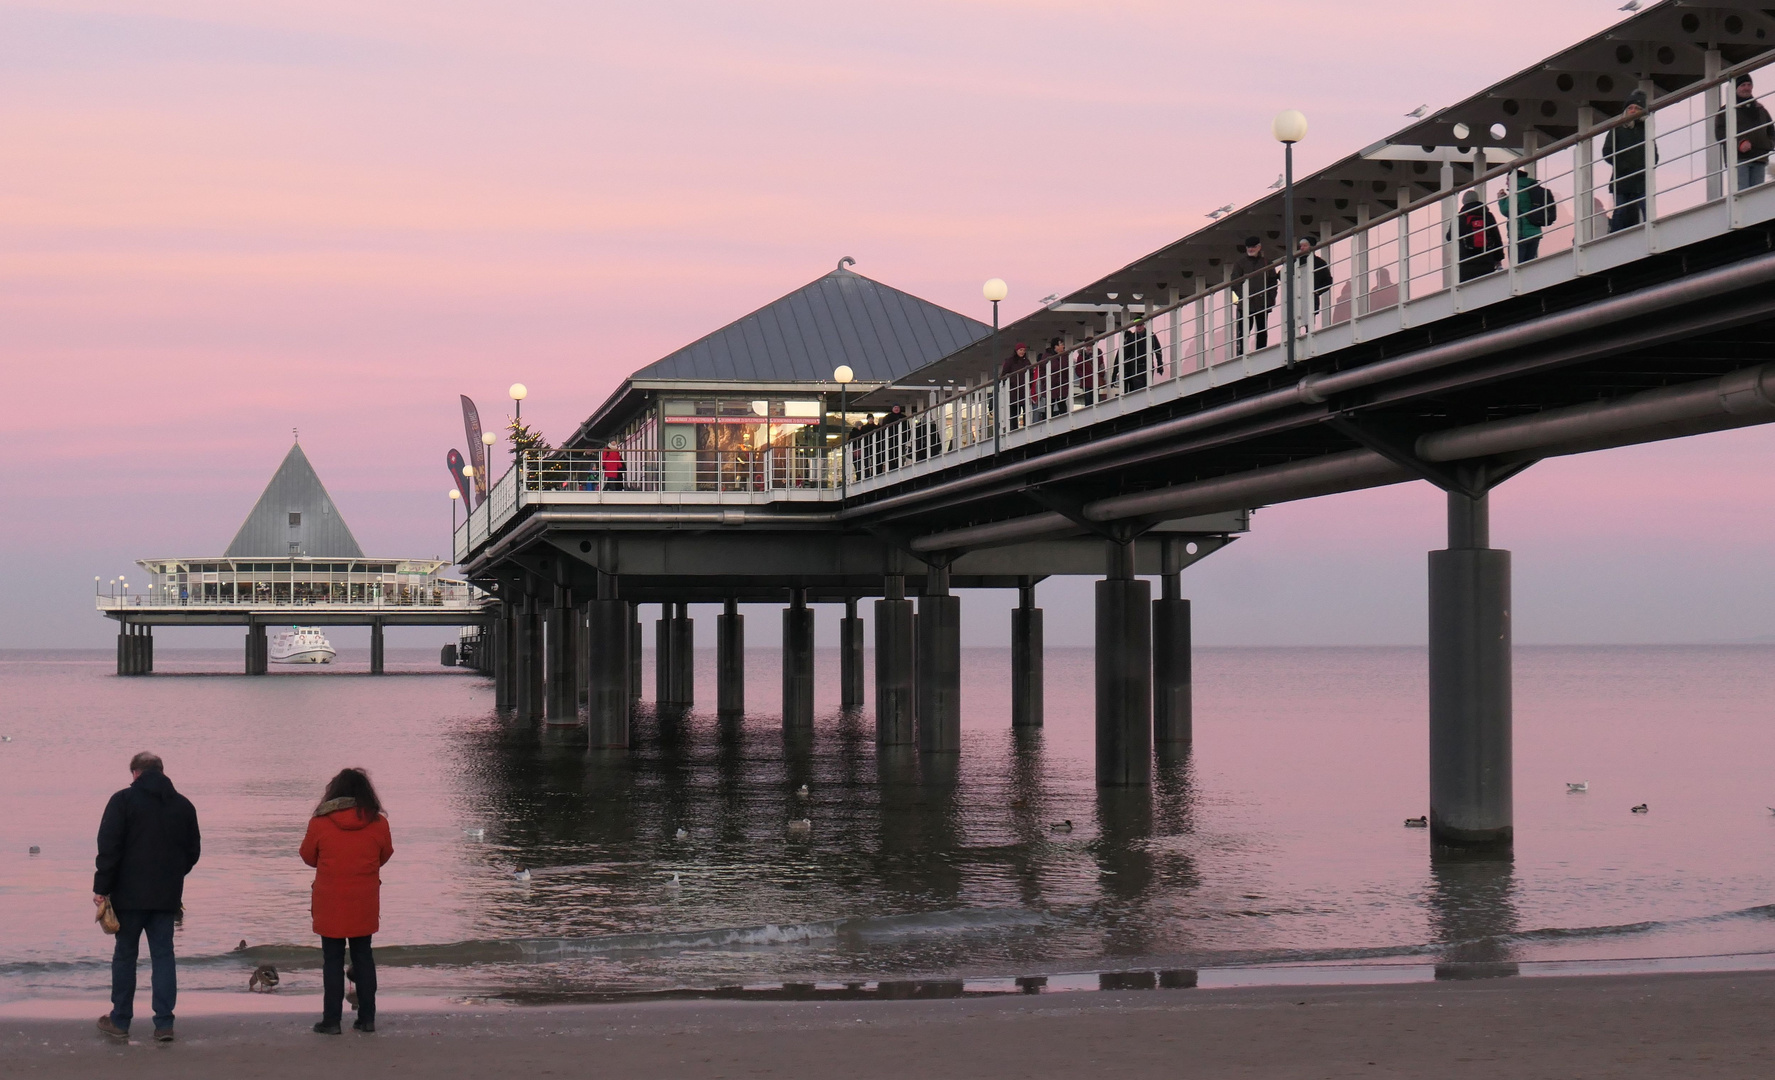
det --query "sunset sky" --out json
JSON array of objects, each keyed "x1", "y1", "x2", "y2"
[{"x1": 5, "y1": 0, "x2": 1773, "y2": 649}]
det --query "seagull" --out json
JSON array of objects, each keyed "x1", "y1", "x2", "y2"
[
  {"x1": 28, "y1": 845, "x2": 40, "y2": 854},
  {"x1": 1040, "y1": 294, "x2": 1059, "y2": 306},
  {"x1": 463, "y1": 827, "x2": 485, "y2": 840},
  {"x1": 1, "y1": 735, "x2": 12, "y2": 742},
  {"x1": 1049, "y1": 820, "x2": 1073, "y2": 833},
  {"x1": 674, "y1": 827, "x2": 689, "y2": 841},
  {"x1": 1630, "y1": 804, "x2": 1649, "y2": 814},
  {"x1": 666, "y1": 872, "x2": 682, "y2": 890},
  {"x1": 511, "y1": 868, "x2": 531, "y2": 882},
  {"x1": 787, "y1": 819, "x2": 812, "y2": 834},
  {"x1": 795, "y1": 784, "x2": 809, "y2": 800},
  {"x1": 1405, "y1": 104, "x2": 1429, "y2": 119},
  {"x1": 1267, "y1": 174, "x2": 1285, "y2": 191},
  {"x1": 1404, "y1": 816, "x2": 1429, "y2": 828},
  {"x1": 1566, "y1": 782, "x2": 1589, "y2": 793},
  {"x1": 1206, "y1": 204, "x2": 1234, "y2": 220},
  {"x1": 1619, "y1": 1, "x2": 1641, "y2": 11}
]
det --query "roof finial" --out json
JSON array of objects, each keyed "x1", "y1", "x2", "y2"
[
  {"x1": 293, "y1": 426, "x2": 299, "y2": 442},
  {"x1": 837, "y1": 256, "x2": 856, "y2": 271}
]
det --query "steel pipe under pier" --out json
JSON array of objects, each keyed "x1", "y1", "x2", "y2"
[
  {"x1": 1096, "y1": 540, "x2": 1152, "y2": 786},
  {"x1": 1011, "y1": 579, "x2": 1042, "y2": 728},
  {"x1": 782, "y1": 590, "x2": 815, "y2": 729},
  {"x1": 493, "y1": 605, "x2": 514, "y2": 709},
  {"x1": 1153, "y1": 539, "x2": 1192, "y2": 748},
  {"x1": 916, "y1": 564, "x2": 961, "y2": 754},
  {"x1": 585, "y1": 597, "x2": 631, "y2": 748},
  {"x1": 718, "y1": 598, "x2": 744, "y2": 716},
  {"x1": 245, "y1": 623, "x2": 267, "y2": 676},
  {"x1": 655, "y1": 603, "x2": 694, "y2": 707},
  {"x1": 629, "y1": 603, "x2": 642, "y2": 702},
  {"x1": 544, "y1": 588, "x2": 577, "y2": 724},
  {"x1": 369, "y1": 617, "x2": 386, "y2": 676},
  {"x1": 516, "y1": 596, "x2": 543, "y2": 720},
  {"x1": 117, "y1": 623, "x2": 153, "y2": 676},
  {"x1": 1429, "y1": 491, "x2": 1513, "y2": 850},
  {"x1": 874, "y1": 575, "x2": 915, "y2": 746},
  {"x1": 840, "y1": 597, "x2": 865, "y2": 708}
]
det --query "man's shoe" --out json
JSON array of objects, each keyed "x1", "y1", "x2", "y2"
[
  {"x1": 352, "y1": 1019, "x2": 375, "y2": 1033},
  {"x1": 312, "y1": 1021, "x2": 342, "y2": 1035},
  {"x1": 153, "y1": 1027, "x2": 175, "y2": 1043},
  {"x1": 97, "y1": 1015, "x2": 128, "y2": 1041}
]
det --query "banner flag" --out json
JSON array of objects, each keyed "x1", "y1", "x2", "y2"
[
  {"x1": 448, "y1": 449, "x2": 473, "y2": 506},
  {"x1": 461, "y1": 395, "x2": 488, "y2": 506}
]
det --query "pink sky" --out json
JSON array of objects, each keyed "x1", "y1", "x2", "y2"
[{"x1": 4, "y1": 0, "x2": 1774, "y2": 647}]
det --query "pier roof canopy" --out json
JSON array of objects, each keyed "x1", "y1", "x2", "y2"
[
  {"x1": 224, "y1": 442, "x2": 365, "y2": 559},
  {"x1": 569, "y1": 266, "x2": 989, "y2": 444}
]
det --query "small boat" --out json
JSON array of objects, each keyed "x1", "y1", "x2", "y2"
[{"x1": 269, "y1": 627, "x2": 336, "y2": 665}]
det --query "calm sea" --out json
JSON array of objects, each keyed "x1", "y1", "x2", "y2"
[{"x1": 2, "y1": 644, "x2": 1774, "y2": 1005}]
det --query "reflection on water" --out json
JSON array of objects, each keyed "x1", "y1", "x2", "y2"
[{"x1": 4, "y1": 645, "x2": 1775, "y2": 1003}]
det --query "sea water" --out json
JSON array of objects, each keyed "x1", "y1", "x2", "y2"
[{"x1": 2, "y1": 645, "x2": 1773, "y2": 1004}]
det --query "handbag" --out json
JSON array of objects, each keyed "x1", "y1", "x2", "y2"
[{"x1": 95, "y1": 897, "x2": 120, "y2": 935}]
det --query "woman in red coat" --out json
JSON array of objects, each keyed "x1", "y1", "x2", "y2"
[{"x1": 299, "y1": 768, "x2": 392, "y2": 1034}]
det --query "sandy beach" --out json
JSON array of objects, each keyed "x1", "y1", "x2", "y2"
[{"x1": 5, "y1": 969, "x2": 1773, "y2": 1079}]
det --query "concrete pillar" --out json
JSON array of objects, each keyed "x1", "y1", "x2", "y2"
[
  {"x1": 782, "y1": 589, "x2": 815, "y2": 730},
  {"x1": 585, "y1": 597, "x2": 630, "y2": 749},
  {"x1": 874, "y1": 575, "x2": 916, "y2": 746},
  {"x1": 718, "y1": 598, "x2": 745, "y2": 716},
  {"x1": 1429, "y1": 491, "x2": 1513, "y2": 850},
  {"x1": 1153, "y1": 539, "x2": 1192, "y2": 747},
  {"x1": 1011, "y1": 578, "x2": 1043, "y2": 727},
  {"x1": 544, "y1": 585, "x2": 578, "y2": 725},
  {"x1": 670, "y1": 602, "x2": 695, "y2": 706},
  {"x1": 654, "y1": 603, "x2": 675, "y2": 705},
  {"x1": 369, "y1": 618, "x2": 386, "y2": 676},
  {"x1": 1096, "y1": 540, "x2": 1152, "y2": 787},
  {"x1": 916, "y1": 564, "x2": 961, "y2": 754},
  {"x1": 117, "y1": 625, "x2": 129, "y2": 675},
  {"x1": 576, "y1": 605, "x2": 590, "y2": 706},
  {"x1": 246, "y1": 622, "x2": 268, "y2": 676},
  {"x1": 141, "y1": 625, "x2": 153, "y2": 675},
  {"x1": 493, "y1": 605, "x2": 514, "y2": 709},
  {"x1": 629, "y1": 603, "x2": 642, "y2": 702},
  {"x1": 840, "y1": 597, "x2": 865, "y2": 708},
  {"x1": 516, "y1": 595, "x2": 542, "y2": 720}
]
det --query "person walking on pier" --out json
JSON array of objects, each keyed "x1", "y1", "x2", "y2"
[
  {"x1": 1295, "y1": 236, "x2": 1333, "y2": 325},
  {"x1": 1716, "y1": 74, "x2": 1773, "y2": 190},
  {"x1": 1604, "y1": 89, "x2": 1651, "y2": 232},
  {"x1": 1497, "y1": 169, "x2": 1555, "y2": 263},
  {"x1": 600, "y1": 441, "x2": 626, "y2": 491},
  {"x1": 1451, "y1": 190, "x2": 1504, "y2": 282},
  {"x1": 94, "y1": 751, "x2": 201, "y2": 1043},
  {"x1": 1122, "y1": 318, "x2": 1159, "y2": 392},
  {"x1": 1041, "y1": 337, "x2": 1069, "y2": 415},
  {"x1": 1001, "y1": 342, "x2": 1032, "y2": 429},
  {"x1": 300, "y1": 768, "x2": 393, "y2": 1035},
  {"x1": 1232, "y1": 237, "x2": 1277, "y2": 355}
]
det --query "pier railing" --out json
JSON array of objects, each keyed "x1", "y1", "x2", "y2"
[
  {"x1": 842, "y1": 62, "x2": 1775, "y2": 490},
  {"x1": 97, "y1": 584, "x2": 484, "y2": 612}
]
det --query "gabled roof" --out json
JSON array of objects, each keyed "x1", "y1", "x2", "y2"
[
  {"x1": 224, "y1": 443, "x2": 365, "y2": 558},
  {"x1": 632, "y1": 267, "x2": 990, "y2": 383}
]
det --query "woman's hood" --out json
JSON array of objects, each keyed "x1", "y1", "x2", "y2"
[{"x1": 315, "y1": 797, "x2": 376, "y2": 829}]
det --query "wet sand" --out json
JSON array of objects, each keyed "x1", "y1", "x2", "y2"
[{"x1": 5, "y1": 969, "x2": 1773, "y2": 1078}]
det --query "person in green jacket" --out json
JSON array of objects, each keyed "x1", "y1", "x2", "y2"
[{"x1": 1497, "y1": 169, "x2": 1554, "y2": 264}]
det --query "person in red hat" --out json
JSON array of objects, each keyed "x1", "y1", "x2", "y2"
[{"x1": 300, "y1": 768, "x2": 393, "y2": 1035}]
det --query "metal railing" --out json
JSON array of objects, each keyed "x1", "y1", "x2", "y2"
[
  {"x1": 516, "y1": 447, "x2": 838, "y2": 494},
  {"x1": 97, "y1": 583, "x2": 484, "y2": 611},
  {"x1": 842, "y1": 61, "x2": 1775, "y2": 487}
]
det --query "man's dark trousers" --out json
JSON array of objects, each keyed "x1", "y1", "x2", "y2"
[{"x1": 111, "y1": 909, "x2": 176, "y2": 1033}]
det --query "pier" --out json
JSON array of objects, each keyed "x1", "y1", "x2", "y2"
[{"x1": 448, "y1": 3, "x2": 1775, "y2": 852}]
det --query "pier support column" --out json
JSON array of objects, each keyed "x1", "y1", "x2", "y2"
[
  {"x1": 840, "y1": 598, "x2": 865, "y2": 708},
  {"x1": 544, "y1": 583, "x2": 578, "y2": 725},
  {"x1": 516, "y1": 593, "x2": 542, "y2": 720},
  {"x1": 671, "y1": 602, "x2": 695, "y2": 707},
  {"x1": 629, "y1": 603, "x2": 642, "y2": 702},
  {"x1": 585, "y1": 569, "x2": 630, "y2": 748},
  {"x1": 1152, "y1": 539, "x2": 1192, "y2": 748},
  {"x1": 245, "y1": 622, "x2": 267, "y2": 676},
  {"x1": 718, "y1": 598, "x2": 745, "y2": 717},
  {"x1": 917, "y1": 563, "x2": 961, "y2": 754},
  {"x1": 1429, "y1": 491, "x2": 1513, "y2": 850},
  {"x1": 1096, "y1": 539, "x2": 1152, "y2": 787},
  {"x1": 1011, "y1": 578, "x2": 1043, "y2": 728},
  {"x1": 654, "y1": 603, "x2": 674, "y2": 705},
  {"x1": 369, "y1": 618, "x2": 385, "y2": 676},
  {"x1": 782, "y1": 589, "x2": 815, "y2": 730},
  {"x1": 493, "y1": 604, "x2": 514, "y2": 709},
  {"x1": 874, "y1": 573, "x2": 916, "y2": 746},
  {"x1": 142, "y1": 625, "x2": 154, "y2": 674}
]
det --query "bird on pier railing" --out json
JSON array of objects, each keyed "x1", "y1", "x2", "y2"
[
  {"x1": 1267, "y1": 174, "x2": 1284, "y2": 191},
  {"x1": 1206, "y1": 204, "x2": 1234, "y2": 220},
  {"x1": 1404, "y1": 104, "x2": 1429, "y2": 119}
]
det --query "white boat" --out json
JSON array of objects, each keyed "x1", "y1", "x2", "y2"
[{"x1": 270, "y1": 626, "x2": 336, "y2": 665}]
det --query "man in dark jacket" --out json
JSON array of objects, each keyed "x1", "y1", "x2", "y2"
[
  {"x1": 1232, "y1": 237, "x2": 1278, "y2": 355},
  {"x1": 1121, "y1": 319, "x2": 1160, "y2": 392},
  {"x1": 1716, "y1": 74, "x2": 1774, "y2": 190},
  {"x1": 1295, "y1": 236, "x2": 1333, "y2": 323},
  {"x1": 94, "y1": 752, "x2": 200, "y2": 1042},
  {"x1": 1450, "y1": 190, "x2": 1505, "y2": 282},
  {"x1": 1604, "y1": 90, "x2": 1651, "y2": 232}
]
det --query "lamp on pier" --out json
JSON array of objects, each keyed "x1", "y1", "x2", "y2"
[
  {"x1": 834, "y1": 364, "x2": 855, "y2": 496},
  {"x1": 508, "y1": 382, "x2": 528, "y2": 422},
  {"x1": 1272, "y1": 109, "x2": 1308, "y2": 369},
  {"x1": 983, "y1": 278, "x2": 1008, "y2": 453},
  {"x1": 449, "y1": 487, "x2": 461, "y2": 539}
]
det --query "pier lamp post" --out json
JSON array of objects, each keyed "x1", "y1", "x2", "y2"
[
  {"x1": 481, "y1": 430, "x2": 498, "y2": 491},
  {"x1": 1272, "y1": 109, "x2": 1308, "y2": 368},
  {"x1": 983, "y1": 277, "x2": 1008, "y2": 453},
  {"x1": 449, "y1": 488, "x2": 461, "y2": 545},
  {"x1": 509, "y1": 382, "x2": 527, "y2": 422},
  {"x1": 833, "y1": 364, "x2": 854, "y2": 497}
]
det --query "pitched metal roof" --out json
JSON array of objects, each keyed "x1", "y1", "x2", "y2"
[
  {"x1": 631, "y1": 267, "x2": 991, "y2": 383},
  {"x1": 224, "y1": 442, "x2": 365, "y2": 558}
]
